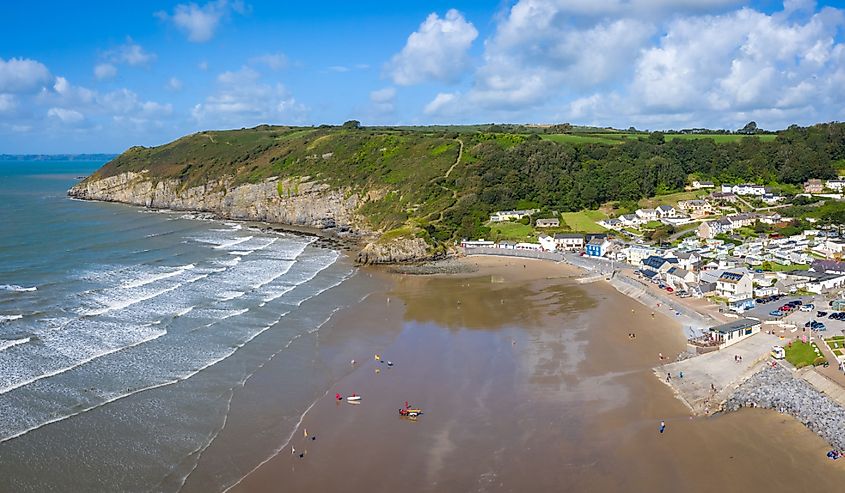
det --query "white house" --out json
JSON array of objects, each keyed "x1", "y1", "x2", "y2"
[
  {"x1": 619, "y1": 214, "x2": 642, "y2": 226},
  {"x1": 656, "y1": 205, "x2": 676, "y2": 218},
  {"x1": 461, "y1": 239, "x2": 495, "y2": 248},
  {"x1": 715, "y1": 271, "x2": 754, "y2": 301},
  {"x1": 598, "y1": 218, "x2": 623, "y2": 230},
  {"x1": 635, "y1": 208, "x2": 658, "y2": 221},
  {"x1": 677, "y1": 199, "x2": 713, "y2": 217},
  {"x1": 666, "y1": 251, "x2": 701, "y2": 271},
  {"x1": 535, "y1": 218, "x2": 560, "y2": 228},
  {"x1": 538, "y1": 234, "x2": 557, "y2": 251},
  {"x1": 665, "y1": 266, "x2": 697, "y2": 290},
  {"x1": 553, "y1": 233, "x2": 585, "y2": 251},
  {"x1": 706, "y1": 319, "x2": 762, "y2": 349},
  {"x1": 489, "y1": 209, "x2": 539, "y2": 222},
  {"x1": 722, "y1": 183, "x2": 767, "y2": 196},
  {"x1": 691, "y1": 180, "x2": 715, "y2": 189},
  {"x1": 514, "y1": 242, "x2": 542, "y2": 251},
  {"x1": 827, "y1": 179, "x2": 845, "y2": 191},
  {"x1": 626, "y1": 245, "x2": 658, "y2": 266}
]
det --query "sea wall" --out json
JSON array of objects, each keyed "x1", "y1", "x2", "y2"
[
  {"x1": 68, "y1": 171, "x2": 362, "y2": 232},
  {"x1": 725, "y1": 365, "x2": 845, "y2": 450}
]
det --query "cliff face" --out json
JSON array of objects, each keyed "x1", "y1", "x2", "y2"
[
  {"x1": 68, "y1": 171, "x2": 436, "y2": 263},
  {"x1": 69, "y1": 171, "x2": 361, "y2": 230}
]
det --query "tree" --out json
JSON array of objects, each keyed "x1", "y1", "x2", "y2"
[
  {"x1": 739, "y1": 121, "x2": 758, "y2": 134},
  {"x1": 342, "y1": 120, "x2": 361, "y2": 129}
]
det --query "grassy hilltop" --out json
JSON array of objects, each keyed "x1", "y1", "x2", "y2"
[{"x1": 92, "y1": 122, "x2": 845, "y2": 246}]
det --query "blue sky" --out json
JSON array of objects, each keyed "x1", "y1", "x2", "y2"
[{"x1": 1, "y1": 0, "x2": 844, "y2": 153}]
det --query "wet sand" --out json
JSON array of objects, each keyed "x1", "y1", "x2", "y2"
[{"x1": 230, "y1": 257, "x2": 845, "y2": 492}]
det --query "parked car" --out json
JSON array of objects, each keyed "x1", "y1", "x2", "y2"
[
  {"x1": 666, "y1": 287, "x2": 674, "y2": 293},
  {"x1": 818, "y1": 311, "x2": 828, "y2": 317},
  {"x1": 770, "y1": 310, "x2": 784, "y2": 317},
  {"x1": 800, "y1": 304, "x2": 813, "y2": 312}
]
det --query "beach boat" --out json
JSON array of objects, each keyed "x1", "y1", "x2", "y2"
[
  {"x1": 347, "y1": 395, "x2": 362, "y2": 402},
  {"x1": 399, "y1": 408, "x2": 422, "y2": 417}
]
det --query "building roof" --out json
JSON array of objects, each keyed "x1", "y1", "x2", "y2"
[
  {"x1": 587, "y1": 237, "x2": 605, "y2": 246},
  {"x1": 718, "y1": 271, "x2": 747, "y2": 283},
  {"x1": 811, "y1": 259, "x2": 845, "y2": 273},
  {"x1": 667, "y1": 266, "x2": 691, "y2": 278},
  {"x1": 657, "y1": 205, "x2": 674, "y2": 212},
  {"x1": 709, "y1": 318, "x2": 761, "y2": 334},
  {"x1": 554, "y1": 233, "x2": 584, "y2": 239}
]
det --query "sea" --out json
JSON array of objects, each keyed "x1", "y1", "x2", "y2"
[{"x1": 0, "y1": 160, "x2": 377, "y2": 491}]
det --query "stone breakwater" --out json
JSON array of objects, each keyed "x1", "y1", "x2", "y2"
[{"x1": 725, "y1": 365, "x2": 845, "y2": 450}]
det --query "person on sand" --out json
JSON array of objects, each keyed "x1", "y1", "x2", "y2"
[
  {"x1": 666, "y1": 373, "x2": 671, "y2": 382},
  {"x1": 659, "y1": 421, "x2": 666, "y2": 434},
  {"x1": 679, "y1": 371, "x2": 684, "y2": 379},
  {"x1": 658, "y1": 352, "x2": 664, "y2": 360}
]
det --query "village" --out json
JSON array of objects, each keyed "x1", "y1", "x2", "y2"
[{"x1": 462, "y1": 177, "x2": 845, "y2": 437}]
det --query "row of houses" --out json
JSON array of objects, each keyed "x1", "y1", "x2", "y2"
[
  {"x1": 804, "y1": 178, "x2": 845, "y2": 194},
  {"x1": 488, "y1": 209, "x2": 540, "y2": 222}
]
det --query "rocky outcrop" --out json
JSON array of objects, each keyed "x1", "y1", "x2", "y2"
[
  {"x1": 68, "y1": 171, "x2": 443, "y2": 264},
  {"x1": 725, "y1": 365, "x2": 845, "y2": 450},
  {"x1": 69, "y1": 171, "x2": 363, "y2": 232},
  {"x1": 356, "y1": 237, "x2": 431, "y2": 264}
]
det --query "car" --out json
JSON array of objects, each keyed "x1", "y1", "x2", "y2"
[
  {"x1": 666, "y1": 287, "x2": 674, "y2": 293},
  {"x1": 770, "y1": 310, "x2": 784, "y2": 317},
  {"x1": 755, "y1": 298, "x2": 765, "y2": 304},
  {"x1": 658, "y1": 283, "x2": 666, "y2": 289},
  {"x1": 800, "y1": 305, "x2": 812, "y2": 312},
  {"x1": 816, "y1": 323, "x2": 827, "y2": 331},
  {"x1": 818, "y1": 311, "x2": 828, "y2": 317}
]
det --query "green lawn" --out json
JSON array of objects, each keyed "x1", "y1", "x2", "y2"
[
  {"x1": 663, "y1": 134, "x2": 777, "y2": 143},
  {"x1": 561, "y1": 210, "x2": 608, "y2": 233},
  {"x1": 825, "y1": 336, "x2": 845, "y2": 352},
  {"x1": 540, "y1": 134, "x2": 624, "y2": 146},
  {"x1": 760, "y1": 262, "x2": 809, "y2": 272},
  {"x1": 487, "y1": 221, "x2": 536, "y2": 241},
  {"x1": 638, "y1": 190, "x2": 706, "y2": 209},
  {"x1": 785, "y1": 341, "x2": 824, "y2": 368}
]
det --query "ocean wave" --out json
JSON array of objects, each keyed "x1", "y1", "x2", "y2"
[
  {"x1": 217, "y1": 291, "x2": 246, "y2": 302},
  {"x1": 176, "y1": 306, "x2": 195, "y2": 317},
  {"x1": 214, "y1": 257, "x2": 241, "y2": 267},
  {"x1": 221, "y1": 308, "x2": 250, "y2": 320},
  {"x1": 228, "y1": 250, "x2": 254, "y2": 256},
  {"x1": 1, "y1": 284, "x2": 37, "y2": 292},
  {"x1": 0, "y1": 337, "x2": 31, "y2": 352},
  {"x1": 213, "y1": 236, "x2": 254, "y2": 250},
  {"x1": 0, "y1": 326, "x2": 167, "y2": 396},
  {"x1": 121, "y1": 264, "x2": 195, "y2": 289},
  {"x1": 0, "y1": 315, "x2": 24, "y2": 322},
  {"x1": 80, "y1": 283, "x2": 182, "y2": 317}
]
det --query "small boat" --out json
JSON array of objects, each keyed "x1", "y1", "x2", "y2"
[
  {"x1": 399, "y1": 408, "x2": 422, "y2": 417},
  {"x1": 347, "y1": 395, "x2": 361, "y2": 402},
  {"x1": 387, "y1": 361, "x2": 394, "y2": 367}
]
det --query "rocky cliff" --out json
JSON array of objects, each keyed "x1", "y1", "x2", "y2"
[{"x1": 68, "y1": 171, "x2": 434, "y2": 263}]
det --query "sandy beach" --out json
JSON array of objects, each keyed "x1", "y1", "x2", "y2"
[{"x1": 223, "y1": 256, "x2": 845, "y2": 492}]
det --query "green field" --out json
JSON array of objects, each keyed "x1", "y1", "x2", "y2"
[
  {"x1": 760, "y1": 262, "x2": 809, "y2": 272},
  {"x1": 561, "y1": 210, "x2": 608, "y2": 233},
  {"x1": 638, "y1": 190, "x2": 706, "y2": 209},
  {"x1": 785, "y1": 341, "x2": 824, "y2": 368},
  {"x1": 540, "y1": 134, "x2": 625, "y2": 145},
  {"x1": 541, "y1": 132, "x2": 777, "y2": 146},
  {"x1": 487, "y1": 221, "x2": 536, "y2": 241}
]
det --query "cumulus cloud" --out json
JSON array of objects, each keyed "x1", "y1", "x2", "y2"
[
  {"x1": 0, "y1": 94, "x2": 17, "y2": 113},
  {"x1": 94, "y1": 63, "x2": 118, "y2": 80},
  {"x1": 387, "y1": 9, "x2": 478, "y2": 85},
  {"x1": 434, "y1": 0, "x2": 845, "y2": 129},
  {"x1": 191, "y1": 66, "x2": 306, "y2": 127},
  {"x1": 103, "y1": 38, "x2": 156, "y2": 66},
  {"x1": 0, "y1": 57, "x2": 51, "y2": 93},
  {"x1": 156, "y1": 0, "x2": 248, "y2": 43},
  {"x1": 47, "y1": 107, "x2": 84, "y2": 124}
]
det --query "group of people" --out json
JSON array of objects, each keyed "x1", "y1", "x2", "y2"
[{"x1": 734, "y1": 354, "x2": 744, "y2": 363}]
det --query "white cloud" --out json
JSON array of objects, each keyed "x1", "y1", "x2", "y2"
[
  {"x1": 94, "y1": 63, "x2": 118, "y2": 80},
  {"x1": 0, "y1": 94, "x2": 17, "y2": 113},
  {"x1": 424, "y1": 92, "x2": 458, "y2": 115},
  {"x1": 156, "y1": 0, "x2": 247, "y2": 43},
  {"x1": 192, "y1": 66, "x2": 306, "y2": 127},
  {"x1": 103, "y1": 38, "x2": 156, "y2": 66},
  {"x1": 250, "y1": 53, "x2": 288, "y2": 70},
  {"x1": 387, "y1": 9, "x2": 478, "y2": 85},
  {"x1": 47, "y1": 107, "x2": 84, "y2": 124},
  {"x1": 167, "y1": 77, "x2": 183, "y2": 91},
  {"x1": 0, "y1": 57, "x2": 51, "y2": 93},
  {"x1": 198, "y1": 60, "x2": 209, "y2": 71},
  {"x1": 433, "y1": 0, "x2": 845, "y2": 130}
]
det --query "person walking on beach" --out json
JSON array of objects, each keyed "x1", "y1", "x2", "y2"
[
  {"x1": 659, "y1": 421, "x2": 666, "y2": 433},
  {"x1": 666, "y1": 372, "x2": 671, "y2": 382}
]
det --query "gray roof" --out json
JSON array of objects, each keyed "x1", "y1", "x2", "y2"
[
  {"x1": 709, "y1": 318, "x2": 760, "y2": 334},
  {"x1": 667, "y1": 266, "x2": 691, "y2": 278},
  {"x1": 657, "y1": 205, "x2": 674, "y2": 212},
  {"x1": 554, "y1": 233, "x2": 583, "y2": 239}
]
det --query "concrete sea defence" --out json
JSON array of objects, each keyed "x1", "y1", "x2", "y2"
[{"x1": 726, "y1": 364, "x2": 845, "y2": 451}]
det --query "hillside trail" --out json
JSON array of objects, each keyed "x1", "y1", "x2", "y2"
[{"x1": 424, "y1": 138, "x2": 464, "y2": 226}]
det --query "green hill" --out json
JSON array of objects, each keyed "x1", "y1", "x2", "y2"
[{"x1": 86, "y1": 122, "x2": 845, "y2": 248}]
